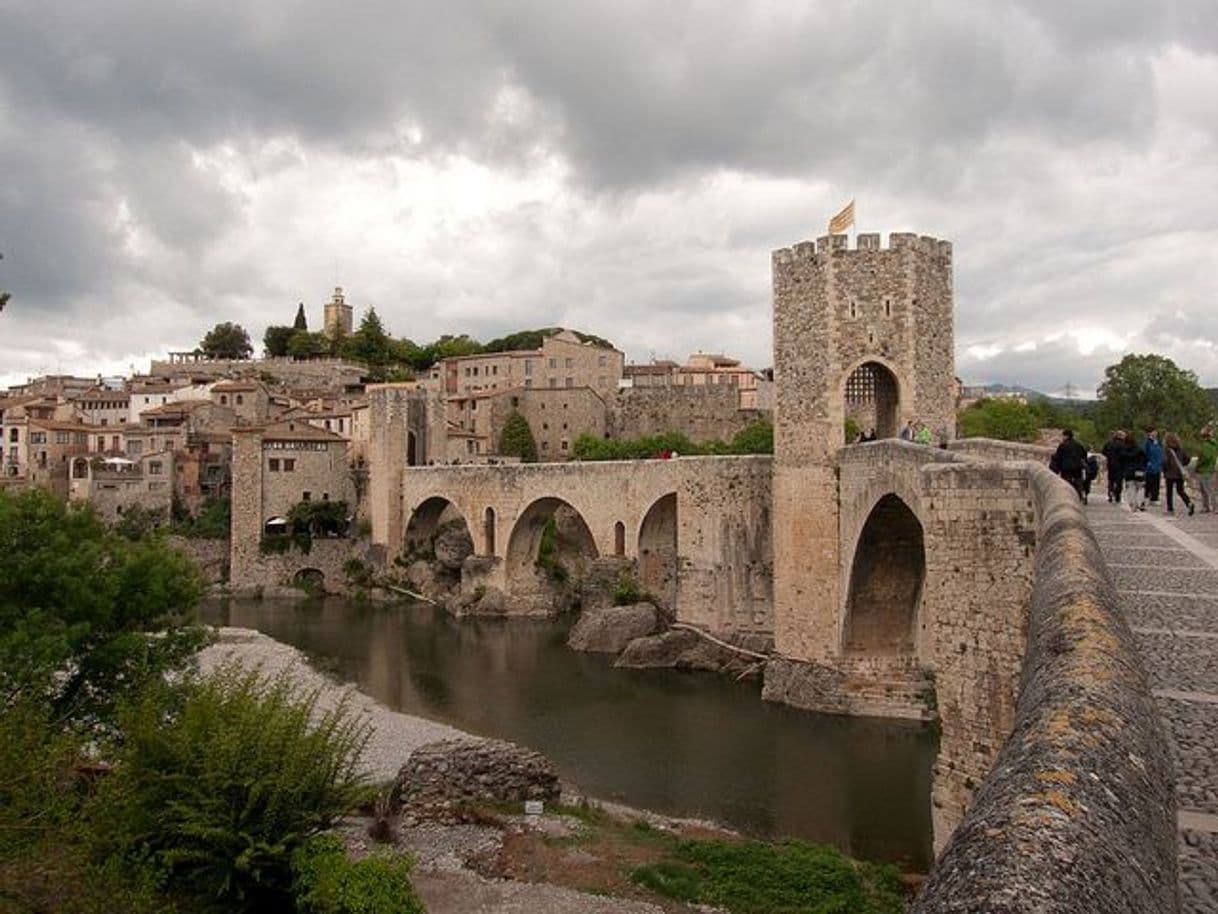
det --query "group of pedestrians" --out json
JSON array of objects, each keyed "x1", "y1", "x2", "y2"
[{"x1": 1052, "y1": 425, "x2": 1217, "y2": 515}]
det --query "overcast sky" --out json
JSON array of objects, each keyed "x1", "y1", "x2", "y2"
[{"x1": 2, "y1": 0, "x2": 1216, "y2": 396}]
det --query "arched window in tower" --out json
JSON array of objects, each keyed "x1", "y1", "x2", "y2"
[{"x1": 844, "y1": 361, "x2": 900, "y2": 440}]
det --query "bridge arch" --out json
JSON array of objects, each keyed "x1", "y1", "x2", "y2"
[
  {"x1": 505, "y1": 497, "x2": 599, "y2": 592},
  {"x1": 842, "y1": 357, "x2": 901, "y2": 441},
  {"x1": 638, "y1": 492, "x2": 678, "y2": 611},
  {"x1": 403, "y1": 495, "x2": 475, "y2": 560},
  {"x1": 842, "y1": 493, "x2": 924, "y2": 657}
]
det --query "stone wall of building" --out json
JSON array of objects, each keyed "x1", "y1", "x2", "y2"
[
  {"x1": 608, "y1": 385, "x2": 765, "y2": 443},
  {"x1": 914, "y1": 465, "x2": 1177, "y2": 913},
  {"x1": 488, "y1": 387, "x2": 607, "y2": 461}
]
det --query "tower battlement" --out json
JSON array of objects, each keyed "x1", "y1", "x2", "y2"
[{"x1": 772, "y1": 233, "x2": 952, "y2": 266}]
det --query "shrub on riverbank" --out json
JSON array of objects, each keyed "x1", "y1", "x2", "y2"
[
  {"x1": 292, "y1": 835, "x2": 424, "y2": 914},
  {"x1": 91, "y1": 667, "x2": 372, "y2": 912},
  {"x1": 631, "y1": 837, "x2": 904, "y2": 914}
]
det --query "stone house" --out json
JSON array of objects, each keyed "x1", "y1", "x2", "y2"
[
  {"x1": 25, "y1": 419, "x2": 92, "y2": 496},
  {"x1": 69, "y1": 451, "x2": 174, "y2": 523},
  {"x1": 210, "y1": 379, "x2": 270, "y2": 424},
  {"x1": 431, "y1": 330, "x2": 624, "y2": 398},
  {"x1": 74, "y1": 387, "x2": 132, "y2": 429},
  {"x1": 232, "y1": 420, "x2": 356, "y2": 537}
]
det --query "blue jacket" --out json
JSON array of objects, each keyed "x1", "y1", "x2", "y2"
[{"x1": 1145, "y1": 439, "x2": 1164, "y2": 474}]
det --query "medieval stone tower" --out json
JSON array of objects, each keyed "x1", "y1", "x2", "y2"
[
  {"x1": 770, "y1": 231, "x2": 955, "y2": 662},
  {"x1": 323, "y1": 286, "x2": 354, "y2": 340}
]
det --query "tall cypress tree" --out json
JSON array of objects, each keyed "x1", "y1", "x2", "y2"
[
  {"x1": 499, "y1": 412, "x2": 539, "y2": 463},
  {"x1": 293, "y1": 302, "x2": 308, "y2": 330}
]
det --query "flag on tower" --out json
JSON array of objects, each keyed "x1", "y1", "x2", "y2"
[{"x1": 828, "y1": 200, "x2": 855, "y2": 234}]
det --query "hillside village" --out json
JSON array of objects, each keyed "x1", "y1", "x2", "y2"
[{"x1": 0, "y1": 287, "x2": 774, "y2": 532}]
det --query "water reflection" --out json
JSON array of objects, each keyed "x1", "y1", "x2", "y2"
[{"x1": 201, "y1": 598, "x2": 935, "y2": 869}]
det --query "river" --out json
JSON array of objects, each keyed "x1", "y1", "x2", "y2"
[{"x1": 200, "y1": 597, "x2": 936, "y2": 870}]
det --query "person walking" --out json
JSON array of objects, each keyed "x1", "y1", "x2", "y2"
[
  {"x1": 899, "y1": 420, "x2": 915, "y2": 442},
  {"x1": 1102, "y1": 430, "x2": 1126, "y2": 503},
  {"x1": 1196, "y1": 426, "x2": 1217, "y2": 513},
  {"x1": 1083, "y1": 449, "x2": 1100, "y2": 503},
  {"x1": 1050, "y1": 429, "x2": 1088, "y2": 501},
  {"x1": 1163, "y1": 432, "x2": 1196, "y2": 516},
  {"x1": 1121, "y1": 431, "x2": 1148, "y2": 511},
  {"x1": 1143, "y1": 430, "x2": 1164, "y2": 505}
]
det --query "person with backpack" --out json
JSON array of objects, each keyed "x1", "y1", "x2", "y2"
[
  {"x1": 1050, "y1": 429, "x2": 1088, "y2": 501},
  {"x1": 1163, "y1": 432, "x2": 1196, "y2": 516}
]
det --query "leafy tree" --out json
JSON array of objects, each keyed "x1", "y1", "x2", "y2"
[
  {"x1": 1095, "y1": 353, "x2": 1214, "y2": 435},
  {"x1": 0, "y1": 488, "x2": 205, "y2": 727},
  {"x1": 498, "y1": 411, "x2": 539, "y2": 462},
  {"x1": 341, "y1": 309, "x2": 394, "y2": 367},
  {"x1": 956, "y1": 398, "x2": 1041, "y2": 442},
  {"x1": 265, "y1": 324, "x2": 296, "y2": 357},
  {"x1": 200, "y1": 321, "x2": 254, "y2": 360},
  {"x1": 288, "y1": 330, "x2": 333, "y2": 359},
  {"x1": 294, "y1": 302, "x2": 309, "y2": 330}
]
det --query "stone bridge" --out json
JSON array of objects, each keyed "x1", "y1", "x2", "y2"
[
  {"x1": 372, "y1": 454, "x2": 773, "y2": 632},
  {"x1": 351, "y1": 227, "x2": 1178, "y2": 910}
]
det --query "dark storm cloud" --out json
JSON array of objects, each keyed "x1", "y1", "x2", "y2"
[{"x1": 1, "y1": 0, "x2": 1215, "y2": 389}]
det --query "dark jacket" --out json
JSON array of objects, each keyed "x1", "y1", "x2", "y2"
[
  {"x1": 1165, "y1": 446, "x2": 1189, "y2": 480},
  {"x1": 1121, "y1": 441, "x2": 1146, "y2": 480},
  {"x1": 1052, "y1": 438, "x2": 1087, "y2": 476},
  {"x1": 1101, "y1": 438, "x2": 1124, "y2": 472}
]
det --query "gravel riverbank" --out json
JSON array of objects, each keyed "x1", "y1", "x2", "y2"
[{"x1": 197, "y1": 626, "x2": 474, "y2": 783}]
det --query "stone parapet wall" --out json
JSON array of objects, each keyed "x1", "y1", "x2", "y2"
[
  {"x1": 949, "y1": 437, "x2": 1054, "y2": 464},
  {"x1": 914, "y1": 466, "x2": 1178, "y2": 913}
]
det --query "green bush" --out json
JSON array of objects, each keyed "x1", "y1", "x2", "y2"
[
  {"x1": 631, "y1": 838, "x2": 904, "y2": 914},
  {"x1": 292, "y1": 835, "x2": 425, "y2": 914},
  {"x1": 92, "y1": 667, "x2": 372, "y2": 912},
  {"x1": 172, "y1": 497, "x2": 231, "y2": 540},
  {"x1": 613, "y1": 577, "x2": 647, "y2": 606},
  {"x1": 498, "y1": 411, "x2": 539, "y2": 463},
  {"x1": 535, "y1": 517, "x2": 567, "y2": 582},
  {"x1": 956, "y1": 398, "x2": 1041, "y2": 442}
]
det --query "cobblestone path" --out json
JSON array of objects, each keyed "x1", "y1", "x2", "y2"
[{"x1": 1087, "y1": 499, "x2": 1218, "y2": 912}]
